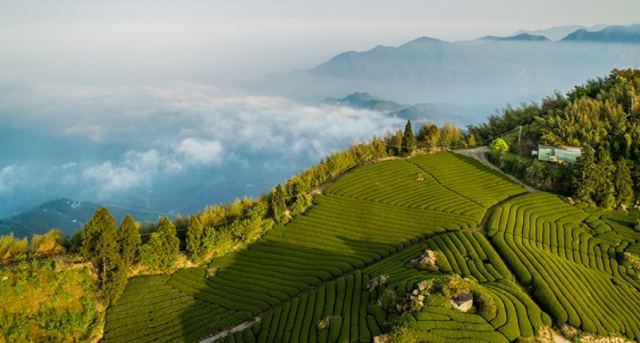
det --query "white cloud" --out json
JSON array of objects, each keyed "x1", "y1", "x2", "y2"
[
  {"x1": 81, "y1": 150, "x2": 169, "y2": 194},
  {"x1": 80, "y1": 138, "x2": 225, "y2": 195},
  {"x1": 82, "y1": 161, "x2": 146, "y2": 193},
  {"x1": 176, "y1": 138, "x2": 223, "y2": 166},
  {"x1": 63, "y1": 125, "x2": 106, "y2": 142},
  {"x1": 3, "y1": 83, "x2": 403, "y2": 200},
  {"x1": 0, "y1": 165, "x2": 19, "y2": 193}
]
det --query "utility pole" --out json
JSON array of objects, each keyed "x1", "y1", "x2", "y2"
[{"x1": 518, "y1": 125, "x2": 522, "y2": 145}]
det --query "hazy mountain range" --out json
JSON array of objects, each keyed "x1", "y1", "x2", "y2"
[
  {"x1": 325, "y1": 92, "x2": 469, "y2": 126},
  {"x1": 267, "y1": 24, "x2": 640, "y2": 113},
  {"x1": 562, "y1": 24, "x2": 640, "y2": 43},
  {"x1": 515, "y1": 24, "x2": 610, "y2": 41}
]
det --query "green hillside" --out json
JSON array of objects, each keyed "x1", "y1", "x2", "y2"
[
  {"x1": 102, "y1": 153, "x2": 539, "y2": 342},
  {"x1": 102, "y1": 151, "x2": 640, "y2": 342},
  {"x1": 487, "y1": 192, "x2": 640, "y2": 338}
]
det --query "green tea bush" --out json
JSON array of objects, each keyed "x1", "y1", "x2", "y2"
[{"x1": 488, "y1": 192, "x2": 640, "y2": 340}]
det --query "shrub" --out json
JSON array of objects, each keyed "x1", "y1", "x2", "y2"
[
  {"x1": 0, "y1": 259, "x2": 97, "y2": 342},
  {"x1": 490, "y1": 138, "x2": 509, "y2": 155},
  {"x1": 31, "y1": 229, "x2": 65, "y2": 257},
  {"x1": 0, "y1": 234, "x2": 28, "y2": 263}
]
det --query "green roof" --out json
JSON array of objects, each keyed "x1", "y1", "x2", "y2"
[{"x1": 536, "y1": 145, "x2": 581, "y2": 163}]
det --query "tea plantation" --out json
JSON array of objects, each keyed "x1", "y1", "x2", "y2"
[
  {"x1": 487, "y1": 192, "x2": 640, "y2": 340},
  {"x1": 103, "y1": 152, "x2": 640, "y2": 342}
]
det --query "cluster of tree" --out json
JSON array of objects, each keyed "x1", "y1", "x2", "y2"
[
  {"x1": 488, "y1": 139, "x2": 574, "y2": 194},
  {"x1": 0, "y1": 229, "x2": 66, "y2": 264},
  {"x1": 184, "y1": 198, "x2": 273, "y2": 263},
  {"x1": 477, "y1": 69, "x2": 640, "y2": 208},
  {"x1": 77, "y1": 209, "x2": 138, "y2": 306},
  {"x1": 384, "y1": 120, "x2": 472, "y2": 156},
  {"x1": 574, "y1": 146, "x2": 635, "y2": 208}
]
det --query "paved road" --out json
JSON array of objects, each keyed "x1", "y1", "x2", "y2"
[{"x1": 454, "y1": 147, "x2": 538, "y2": 193}]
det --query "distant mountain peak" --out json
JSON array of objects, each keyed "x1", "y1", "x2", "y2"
[
  {"x1": 325, "y1": 92, "x2": 405, "y2": 113},
  {"x1": 401, "y1": 36, "x2": 447, "y2": 47},
  {"x1": 562, "y1": 24, "x2": 640, "y2": 43},
  {"x1": 344, "y1": 92, "x2": 376, "y2": 101},
  {"x1": 325, "y1": 92, "x2": 466, "y2": 125},
  {"x1": 481, "y1": 33, "x2": 550, "y2": 42},
  {"x1": 515, "y1": 24, "x2": 609, "y2": 41}
]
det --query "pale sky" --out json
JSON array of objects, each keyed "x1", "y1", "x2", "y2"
[{"x1": 0, "y1": 0, "x2": 639, "y2": 81}]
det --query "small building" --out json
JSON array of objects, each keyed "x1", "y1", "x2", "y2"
[{"x1": 532, "y1": 145, "x2": 582, "y2": 163}]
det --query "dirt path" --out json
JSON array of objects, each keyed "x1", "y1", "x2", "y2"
[
  {"x1": 454, "y1": 147, "x2": 539, "y2": 193},
  {"x1": 199, "y1": 317, "x2": 261, "y2": 343}
]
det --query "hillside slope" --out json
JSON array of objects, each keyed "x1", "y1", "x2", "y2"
[
  {"x1": 104, "y1": 151, "x2": 640, "y2": 342},
  {"x1": 104, "y1": 153, "x2": 533, "y2": 342}
]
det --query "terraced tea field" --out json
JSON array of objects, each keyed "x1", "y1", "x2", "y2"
[
  {"x1": 487, "y1": 192, "x2": 640, "y2": 339},
  {"x1": 103, "y1": 152, "x2": 640, "y2": 342}
]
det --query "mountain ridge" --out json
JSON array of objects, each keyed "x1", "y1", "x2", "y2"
[
  {"x1": 561, "y1": 24, "x2": 640, "y2": 42},
  {"x1": 279, "y1": 24, "x2": 640, "y2": 108},
  {"x1": 325, "y1": 92, "x2": 468, "y2": 125},
  {"x1": 0, "y1": 197, "x2": 161, "y2": 238}
]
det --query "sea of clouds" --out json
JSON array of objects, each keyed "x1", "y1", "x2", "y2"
[{"x1": 0, "y1": 81, "x2": 403, "y2": 217}]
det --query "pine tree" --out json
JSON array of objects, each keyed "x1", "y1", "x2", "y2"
[
  {"x1": 118, "y1": 214, "x2": 140, "y2": 266},
  {"x1": 96, "y1": 218, "x2": 120, "y2": 273},
  {"x1": 401, "y1": 120, "x2": 416, "y2": 155},
  {"x1": 271, "y1": 184, "x2": 288, "y2": 224},
  {"x1": 94, "y1": 212, "x2": 127, "y2": 306},
  {"x1": 186, "y1": 214, "x2": 204, "y2": 261},
  {"x1": 614, "y1": 159, "x2": 634, "y2": 206},
  {"x1": 139, "y1": 216, "x2": 180, "y2": 272},
  {"x1": 80, "y1": 207, "x2": 116, "y2": 263}
]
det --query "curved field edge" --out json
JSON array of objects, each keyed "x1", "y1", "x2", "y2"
[
  {"x1": 487, "y1": 192, "x2": 640, "y2": 340},
  {"x1": 103, "y1": 152, "x2": 531, "y2": 342}
]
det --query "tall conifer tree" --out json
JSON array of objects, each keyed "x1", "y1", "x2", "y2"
[
  {"x1": 186, "y1": 214, "x2": 204, "y2": 261},
  {"x1": 118, "y1": 214, "x2": 140, "y2": 266},
  {"x1": 80, "y1": 207, "x2": 116, "y2": 263},
  {"x1": 401, "y1": 120, "x2": 416, "y2": 155}
]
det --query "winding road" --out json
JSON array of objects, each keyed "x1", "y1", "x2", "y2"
[{"x1": 454, "y1": 146, "x2": 539, "y2": 193}]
